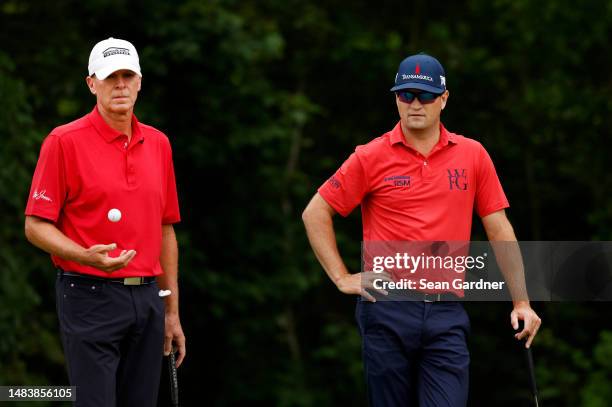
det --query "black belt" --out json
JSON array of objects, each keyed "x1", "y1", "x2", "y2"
[
  {"x1": 402, "y1": 291, "x2": 459, "y2": 302},
  {"x1": 58, "y1": 270, "x2": 156, "y2": 286}
]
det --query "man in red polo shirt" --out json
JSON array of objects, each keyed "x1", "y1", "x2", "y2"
[
  {"x1": 302, "y1": 54, "x2": 541, "y2": 406},
  {"x1": 24, "y1": 37, "x2": 184, "y2": 406}
]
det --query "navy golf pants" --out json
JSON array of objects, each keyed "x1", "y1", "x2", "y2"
[
  {"x1": 356, "y1": 299, "x2": 470, "y2": 407},
  {"x1": 55, "y1": 273, "x2": 165, "y2": 407}
]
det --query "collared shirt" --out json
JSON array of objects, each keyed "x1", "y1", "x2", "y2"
[
  {"x1": 25, "y1": 106, "x2": 180, "y2": 278},
  {"x1": 318, "y1": 121, "x2": 509, "y2": 242}
]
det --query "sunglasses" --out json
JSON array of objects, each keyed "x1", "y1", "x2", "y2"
[{"x1": 396, "y1": 90, "x2": 441, "y2": 104}]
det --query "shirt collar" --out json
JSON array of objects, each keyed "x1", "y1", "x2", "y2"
[
  {"x1": 389, "y1": 121, "x2": 457, "y2": 148},
  {"x1": 88, "y1": 106, "x2": 144, "y2": 144}
]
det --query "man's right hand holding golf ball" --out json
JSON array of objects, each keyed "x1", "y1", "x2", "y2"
[
  {"x1": 81, "y1": 243, "x2": 137, "y2": 272},
  {"x1": 25, "y1": 216, "x2": 136, "y2": 273}
]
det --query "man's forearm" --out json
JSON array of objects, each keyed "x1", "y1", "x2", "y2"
[
  {"x1": 302, "y1": 205, "x2": 349, "y2": 285},
  {"x1": 158, "y1": 224, "x2": 179, "y2": 314},
  {"x1": 490, "y1": 240, "x2": 529, "y2": 304},
  {"x1": 483, "y1": 213, "x2": 529, "y2": 304},
  {"x1": 25, "y1": 215, "x2": 86, "y2": 263}
]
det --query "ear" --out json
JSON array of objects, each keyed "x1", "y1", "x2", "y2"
[
  {"x1": 137, "y1": 76, "x2": 142, "y2": 92},
  {"x1": 85, "y1": 76, "x2": 96, "y2": 95},
  {"x1": 440, "y1": 90, "x2": 449, "y2": 110}
]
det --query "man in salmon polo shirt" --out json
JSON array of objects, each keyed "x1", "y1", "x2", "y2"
[
  {"x1": 24, "y1": 37, "x2": 185, "y2": 407},
  {"x1": 302, "y1": 53, "x2": 542, "y2": 406}
]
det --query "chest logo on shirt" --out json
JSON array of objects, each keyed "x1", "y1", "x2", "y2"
[
  {"x1": 447, "y1": 169, "x2": 468, "y2": 191},
  {"x1": 384, "y1": 175, "x2": 411, "y2": 188}
]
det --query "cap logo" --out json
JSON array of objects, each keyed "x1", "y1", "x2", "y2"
[
  {"x1": 103, "y1": 47, "x2": 130, "y2": 58},
  {"x1": 401, "y1": 72, "x2": 433, "y2": 82},
  {"x1": 440, "y1": 75, "x2": 446, "y2": 87},
  {"x1": 415, "y1": 64, "x2": 421, "y2": 74}
]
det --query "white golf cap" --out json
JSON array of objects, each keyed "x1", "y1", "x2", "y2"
[{"x1": 88, "y1": 37, "x2": 142, "y2": 80}]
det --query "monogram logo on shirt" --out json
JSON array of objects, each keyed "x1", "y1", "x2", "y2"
[
  {"x1": 447, "y1": 169, "x2": 468, "y2": 190},
  {"x1": 32, "y1": 189, "x2": 53, "y2": 202},
  {"x1": 384, "y1": 175, "x2": 411, "y2": 188}
]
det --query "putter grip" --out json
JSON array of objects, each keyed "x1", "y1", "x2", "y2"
[
  {"x1": 518, "y1": 321, "x2": 539, "y2": 405},
  {"x1": 525, "y1": 348, "x2": 538, "y2": 397},
  {"x1": 168, "y1": 351, "x2": 179, "y2": 407}
]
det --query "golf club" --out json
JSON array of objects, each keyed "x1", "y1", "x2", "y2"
[
  {"x1": 168, "y1": 347, "x2": 179, "y2": 407},
  {"x1": 525, "y1": 346, "x2": 539, "y2": 407},
  {"x1": 519, "y1": 321, "x2": 540, "y2": 406}
]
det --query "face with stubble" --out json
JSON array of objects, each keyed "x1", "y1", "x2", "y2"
[
  {"x1": 395, "y1": 89, "x2": 449, "y2": 132},
  {"x1": 86, "y1": 69, "x2": 141, "y2": 115}
]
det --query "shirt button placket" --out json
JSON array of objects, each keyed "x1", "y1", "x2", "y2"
[
  {"x1": 421, "y1": 159, "x2": 432, "y2": 181},
  {"x1": 127, "y1": 153, "x2": 133, "y2": 185},
  {"x1": 122, "y1": 136, "x2": 133, "y2": 185}
]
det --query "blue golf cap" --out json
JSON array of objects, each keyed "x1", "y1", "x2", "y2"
[{"x1": 390, "y1": 53, "x2": 446, "y2": 93}]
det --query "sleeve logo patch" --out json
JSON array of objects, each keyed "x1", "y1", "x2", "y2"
[
  {"x1": 328, "y1": 176, "x2": 341, "y2": 189},
  {"x1": 32, "y1": 189, "x2": 53, "y2": 202}
]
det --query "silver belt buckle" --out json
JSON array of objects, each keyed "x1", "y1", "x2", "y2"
[
  {"x1": 123, "y1": 277, "x2": 142, "y2": 286},
  {"x1": 424, "y1": 293, "x2": 441, "y2": 302}
]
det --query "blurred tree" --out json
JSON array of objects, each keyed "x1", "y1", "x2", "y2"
[{"x1": 0, "y1": 50, "x2": 65, "y2": 392}]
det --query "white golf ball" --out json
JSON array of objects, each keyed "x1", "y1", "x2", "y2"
[{"x1": 107, "y1": 208, "x2": 122, "y2": 222}]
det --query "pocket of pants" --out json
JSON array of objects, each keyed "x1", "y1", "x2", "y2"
[
  {"x1": 61, "y1": 278, "x2": 111, "y2": 331},
  {"x1": 355, "y1": 298, "x2": 373, "y2": 336},
  {"x1": 56, "y1": 276, "x2": 65, "y2": 326},
  {"x1": 152, "y1": 282, "x2": 166, "y2": 314},
  {"x1": 459, "y1": 303, "x2": 471, "y2": 335},
  {"x1": 63, "y1": 278, "x2": 106, "y2": 299}
]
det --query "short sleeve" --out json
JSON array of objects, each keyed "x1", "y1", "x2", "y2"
[
  {"x1": 161, "y1": 138, "x2": 181, "y2": 224},
  {"x1": 475, "y1": 144, "x2": 509, "y2": 217},
  {"x1": 25, "y1": 134, "x2": 67, "y2": 222},
  {"x1": 318, "y1": 151, "x2": 368, "y2": 217}
]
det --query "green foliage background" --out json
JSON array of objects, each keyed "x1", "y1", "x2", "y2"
[{"x1": 1, "y1": 1, "x2": 611, "y2": 405}]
